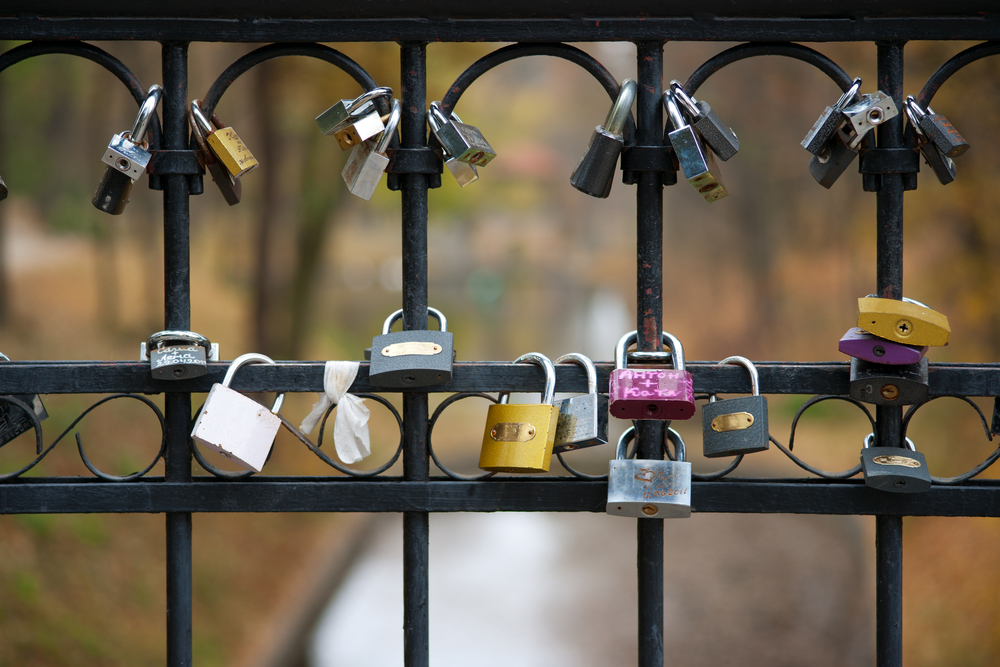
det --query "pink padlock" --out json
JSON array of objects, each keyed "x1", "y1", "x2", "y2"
[{"x1": 609, "y1": 330, "x2": 695, "y2": 420}]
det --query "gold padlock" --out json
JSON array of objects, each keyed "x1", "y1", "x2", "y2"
[
  {"x1": 479, "y1": 352, "x2": 560, "y2": 473},
  {"x1": 856, "y1": 296, "x2": 950, "y2": 347},
  {"x1": 194, "y1": 99, "x2": 258, "y2": 179}
]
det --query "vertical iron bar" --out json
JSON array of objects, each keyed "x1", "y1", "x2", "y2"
[
  {"x1": 161, "y1": 41, "x2": 193, "y2": 667},
  {"x1": 635, "y1": 40, "x2": 665, "y2": 667},
  {"x1": 874, "y1": 41, "x2": 906, "y2": 667},
  {"x1": 400, "y1": 41, "x2": 430, "y2": 667}
]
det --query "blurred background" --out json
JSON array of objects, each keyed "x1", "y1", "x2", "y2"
[{"x1": 0, "y1": 38, "x2": 998, "y2": 665}]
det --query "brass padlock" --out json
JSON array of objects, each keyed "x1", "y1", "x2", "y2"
[
  {"x1": 856, "y1": 295, "x2": 950, "y2": 347},
  {"x1": 479, "y1": 352, "x2": 559, "y2": 473},
  {"x1": 192, "y1": 99, "x2": 258, "y2": 178},
  {"x1": 190, "y1": 100, "x2": 241, "y2": 205}
]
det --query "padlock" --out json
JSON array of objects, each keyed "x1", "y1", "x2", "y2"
[
  {"x1": 904, "y1": 95, "x2": 968, "y2": 158},
  {"x1": 368, "y1": 307, "x2": 454, "y2": 388},
  {"x1": 801, "y1": 77, "x2": 862, "y2": 155},
  {"x1": 0, "y1": 353, "x2": 48, "y2": 448},
  {"x1": 663, "y1": 90, "x2": 728, "y2": 202},
  {"x1": 903, "y1": 97, "x2": 958, "y2": 186},
  {"x1": 860, "y1": 433, "x2": 932, "y2": 494},
  {"x1": 609, "y1": 330, "x2": 695, "y2": 420},
  {"x1": 838, "y1": 327, "x2": 927, "y2": 365},
  {"x1": 808, "y1": 125, "x2": 859, "y2": 189},
  {"x1": 841, "y1": 91, "x2": 899, "y2": 149},
  {"x1": 93, "y1": 84, "x2": 162, "y2": 215},
  {"x1": 428, "y1": 108, "x2": 479, "y2": 187},
  {"x1": 552, "y1": 353, "x2": 609, "y2": 452},
  {"x1": 190, "y1": 100, "x2": 241, "y2": 205},
  {"x1": 190, "y1": 353, "x2": 285, "y2": 473},
  {"x1": 141, "y1": 330, "x2": 218, "y2": 380},
  {"x1": 607, "y1": 426, "x2": 691, "y2": 518},
  {"x1": 856, "y1": 296, "x2": 950, "y2": 347},
  {"x1": 479, "y1": 352, "x2": 559, "y2": 473},
  {"x1": 342, "y1": 98, "x2": 400, "y2": 200},
  {"x1": 570, "y1": 78, "x2": 637, "y2": 198},
  {"x1": 669, "y1": 81, "x2": 740, "y2": 161},
  {"x1": 849, "y1": 357, "x2": 929, "y2": 406},
  {"x1": 701, "y1": 355, "x2": 769, "y2": 457},
  {"x1": 316, "y1": 87, "x2": 392, "y2": 141},
  {"x1": 428, "y1": 101, "x2": 496, "y2": 167},
  {"x1": 191, "y1": 99, "x2": 257, "y2": 179}
]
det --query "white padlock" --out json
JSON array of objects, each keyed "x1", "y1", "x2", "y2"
[{"x1": 190, "y1": 353, "x2": 285, "y2": 473}]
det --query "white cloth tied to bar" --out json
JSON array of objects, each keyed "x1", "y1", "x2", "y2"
[{"x1": 299, "y1": 361, "x2": 371, "y2": 464}]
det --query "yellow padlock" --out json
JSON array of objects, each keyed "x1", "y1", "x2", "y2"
[
  {"x1": 194, "y1": 100, "x2": 258, "y2": 178},
  {"x1": 856, "y1": 296, "x2": 950, "y2": 347},
  {"x1": 479, "y1": 352, "x2": 560, "y2": 473}
]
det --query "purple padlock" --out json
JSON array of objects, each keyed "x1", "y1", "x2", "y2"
[
  {"x1": 609, "y1": 330, "x2": 695, "y2": 420},
  {"x1": 838, "y1": 327, "x2": 928, "y2": 365}
]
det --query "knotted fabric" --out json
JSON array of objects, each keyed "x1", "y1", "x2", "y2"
[{"x1": 299, "y1": 361, "x2": 371, "y2": 464}]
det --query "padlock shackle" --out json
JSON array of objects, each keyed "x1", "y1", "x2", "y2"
[
  {"x1": 835, "y1": 77, "x2": 863, "y2": 110},
  {"x1": 614, "y1": 330, "x2": 685, "y2": 371},
  {"x1": 0, "y1": 352, "x2": 10, "y2": 362},
  {"x1": 863, "y1": 294, "x2": 932, "y2": 310},
  {"x1": 346, "y1": 86, "x2": 393, "y2": 116},
  {"x1": 669, "y1": 80, "x2": 701, "y2": 120},
  {"x1": 381, "y1": 307, "x2": 447, "y2": 335},
  {"x1": 555, "y1": 353, "x2": 597, "y2": 395},
  {"x1": 666, "y1": 427, "x2": 687, "y2": 463},
  {"x1": 427, "y1": 102, "x2": 467, "y2": 155},
  {"x1": 498, "y1": 352, "x2": 557, "y2": 406},
  {"x1": 147, "y1": 329, "x2": 211, "y2": 352},
  {"x1": 130, "y1": 84, "x2": 163, "y2": 144},
  {"x1": 864, "y1": 432, "x2": 916, "y2": 451},
  {"x1": 662, "y1": 90, "x2": 688, "y2": 132},
  {"x1": 902, "y1": 96, "x2": 932, "y2": 141},
  {"x1": 374, "y1": 98, "x2": 401, "y2": 154},
  {"x1": 604, "y1": 79, "x2": 637, "y2": 137},
  {"x1": 221, "y1": 353, "x2": 285, "y2": 414},
  {"x1": 190, "y1": 100, "x2": 214, "y2": 137},
  {"x1": 615, "y1": 426, "x2": 636, "y2": 460},
  {"x1": 716, "y1": 355, "x2": 760, "y2": 396}
]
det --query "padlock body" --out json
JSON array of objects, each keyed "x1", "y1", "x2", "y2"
[
  {"x1": 207, "y1": 127, "x2": 258, "y2": 178},
  {"x1": 919, "y1": 142, "x2": 957, "y2": 186},
  {"x1": 861, "y1": 446, "x2": 932, "y2": 494},
  {"x1": 150, "y1": 344, "x2": 208, "y2": 380},
  {"x1": 445, "y1": 154, "x2": 478, "y2": 187},
  {"x1": 343, "y1": 140, "x2": 390, "y2": 201},
  {"x1": 919, "y1": 113, "x2": 968, "y2": 158},
  {"x1": 102, "y1": 132, "x2": 152, "y2": 180},
  {"x1": 316, "y1": 99, "x2": 374, "y2": 136},
  {"x1": 369, "y1": 330, "x2": 454, "y2": 388},
  {"x1": 92, "y1": 166, "x2": 134, "y2": 215},
  {"x1": 856, "y1": 297, "x2": 950, "y2": 346},
  {"x1": 607, "y1": 459, "x2": 691, "y2": 518},
  {"x1": 333, "y1": 112, "x2": 385, "y2": 151},
  {"x1": 609, "y1": 368, "x2": 695, "y2": 420},
  {"x1": 838, "y1": 327, "x2": 927, "y2": 365},
  {"x1": 479, "y1": 403, "x2": 558, "y2": 473},
  {"x1": 843, "y1": 92, "x2": 899, "y2": 141},
  {"x1": 808, "y1": 134, "x2": 858, "y2": 189},
  {"x1": 668, "y1": 125, "x2": 728, "y2": 202},
  {"x1": 693, "y1": 100, "x2": 739, "y2": 161},
  {"x1": 190, "y1": 383, "x2": 281, "y2": 473},
  {"x1": 0, "y1": 394, "x2": 48, "y2": 447},
  {"x1": 570, "y1": 125, "x2": 623, "y2": 198},
  {"x1": 802, "y1": 105, "x2": 843, "y2": 155},
  {"x1": 849, "y1": 357, "x2": 929, "y2": 406},
  {"x1": 205, "y1": 157, "x2": 242, "y2": 205},
  {"x1": 701, "y1": 395, "x2": 769, "y2": 457},
  {"x1": 552, "y1": 392, "x2": 609, "y2": 453},
  {"x1": 435, "y1": 120, "x2": 496, "y2": 167}
]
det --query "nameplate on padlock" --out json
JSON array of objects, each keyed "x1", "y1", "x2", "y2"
[
  {"x1": 710, "y1": 412, "x2": 754, "y2": 433},
  {"x1": 872, "y1": 455, "x2": 921, "y2": 468},
  {"x1": 381, "y1": 342, "x2": 443, "y2": 357},
  {"x1": 490, "y1": 423, "x2": 536, "y2": 442}
]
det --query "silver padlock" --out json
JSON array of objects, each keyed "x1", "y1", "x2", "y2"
[
  {"x1": 190, "y1": 353, "x2": 285, "y2": 473},
  {"x1": 141, "y1": 330, "x2": 219, "y2": 380},
  {"x1": 93, "y1": 84, "x2": 162, "y2": 215},
  {"x1": 842, "y1": 91, "x2": 899, "y2": 150},
  {"x1": 570, "y1": 78, "x2": 637, "y2": 198},
  {"x1": 552, "y1": 353, "x2": 609, "y2": 453},
  {"x1": 669, "y1": 81, "x2": 740, "y2": 161},
  {"x1": 663, "y1": 89, "x2": 728, "y2": 202},
  {"x1": 428, "y1": 101, "x2": 496, "y2": 167},
  {"x1": 904, "y1": 97, "x2": 957, "y2": 186},
  {"x1": 0, "y1": 352, "x2": 48, "y2": 448},
  {"x1": 342, "y1": 98, "x2": 400, "y2": 200},
  {"x1": 428, "y1": 108, "x2": 479, "y2": 187},
  {"x1": 801, "y1": 77, "x2": 862, "y2": 155},
  {"x1": 607, "y1": 426, "x2": 691, "y2": 519},
  {"x1": 315, "y1": 86, "x2": 392, "y2": 140}
]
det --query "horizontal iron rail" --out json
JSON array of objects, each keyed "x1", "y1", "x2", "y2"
[
  {"x1": 1, "y1": 477, "x2": 999, "y2": 515},
  {"x1": 0, "y1": 361, "x2": 997, "y2": 396}
]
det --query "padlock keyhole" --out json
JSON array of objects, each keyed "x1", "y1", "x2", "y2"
[
  {"x1": 894, "y1": 479, "x2": 906, "y2": 488},
  {"x1": 172, "y1": 367, "x2": 185, "y2": 378},
  {"x1": 402, "y1": 373, "x2": 416, "y2": 384},
  {"x1": 642, "y1": 403, "x2": 660, "y2": 417},
  {"x1": 873, "y1": 345, "x2": 885, "y2": 357}
]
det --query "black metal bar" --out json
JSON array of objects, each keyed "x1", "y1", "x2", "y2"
[
  {"x1": 400, "y1": 41, "x2": 430, "y2": 667},
  {"x1": 874, "y1": 41, "x2": 906, "y2": 667},
  {"x1": 161, "y1": 41, "x2": 194, "y2": 667}
]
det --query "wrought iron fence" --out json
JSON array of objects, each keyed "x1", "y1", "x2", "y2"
[{"x1": 1, "y1": 4, "x2": 1000, "y2": 666}]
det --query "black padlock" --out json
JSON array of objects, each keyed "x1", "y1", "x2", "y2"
[
  {"x1": 0, "y1": 353, "x2": 48, "y2": 448},
  {"x1": 570, "y1": 78, "x2": 636, "y2": 198},
  {"x1": 860, "y1": 433, "x2": 932, "y2": 494},
  {"x1": 808, "y1": 126, "x2": 858, "y2": 189},
  {"x1": 142, "y1": 330, "x2": 217, "y2": 380},
  {"x1": 701, "y1": 355, "x2": 769, "y2": 457},
  {"x1": 368, "y1": 307, "x2": 454, "y2": 388},
  {"x1": 849, "y1": 357, "x2": 929, "y2": 406}
]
